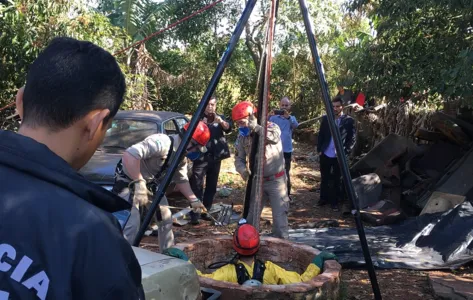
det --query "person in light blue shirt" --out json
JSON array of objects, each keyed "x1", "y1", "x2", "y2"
[{"x1": 269, "y1": 96, "x2": 299, "y2": 198}]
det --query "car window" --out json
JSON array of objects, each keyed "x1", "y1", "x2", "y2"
[
  {"x1": 175, "y1": 118, "x2": 187, "y2": 131},
  {"x1": 163, "y1": 119, "x2": 179, "y2": 135},
  {"x1": 101, "y1": 120, "x2": 157, "y2": 149}
]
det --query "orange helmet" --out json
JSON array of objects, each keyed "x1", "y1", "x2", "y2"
[
  {"x1": 183, "y1": 121, "x2": 211, "y2": 146},
  {"x1": 232, "y1": 101, "x2": 256, "y2": 121},
  {"x1": 233, "y1": 224, "x2": 260, "y2": 256}
]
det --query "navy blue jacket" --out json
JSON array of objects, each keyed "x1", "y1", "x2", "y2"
[
  {"x1": 197, "y1": 113, "x2": 233, "y2": 162},
  {"x1": 317, "y1": 114, "x2": 356, "y2": 157},
  {"x1": 0, "y1": 130, "x2": 142, "y2": 299}
]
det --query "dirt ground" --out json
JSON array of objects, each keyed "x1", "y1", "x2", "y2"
[{"x1": 140, "y1": 140, "x2": 470, "y2": 299}]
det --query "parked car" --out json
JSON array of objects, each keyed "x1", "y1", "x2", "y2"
[{"x1": 79, "y1": 110, "x2": 189, "y2": 191}]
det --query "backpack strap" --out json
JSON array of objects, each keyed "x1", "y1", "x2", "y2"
[{"x1": 151, "y1": 135, "x2": 174, "y2": 186}]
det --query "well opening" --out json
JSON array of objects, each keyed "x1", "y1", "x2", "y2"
[{"x1": 174, "y1": 236, "x2": 342, "y2": 300}]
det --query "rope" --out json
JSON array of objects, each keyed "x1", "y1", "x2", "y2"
[
  {"x1": 0, "y1": 0, "x2": 225, "y2": 113},
  {"x1": 113, "y1": 0, "x2": 224, "y2": 56}
]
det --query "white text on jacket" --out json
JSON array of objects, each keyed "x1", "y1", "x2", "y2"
[{"x1": 0, "y1": 243, "x2": 49, "y2": 300}]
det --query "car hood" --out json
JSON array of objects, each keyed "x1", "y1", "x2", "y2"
[{"x1": 79, "y1": 150, "x2": 123, "y2": 185}]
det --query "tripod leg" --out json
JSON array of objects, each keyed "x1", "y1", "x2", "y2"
[{"x1": 297, "y1": 0, "x2": 382, "y2": 299}]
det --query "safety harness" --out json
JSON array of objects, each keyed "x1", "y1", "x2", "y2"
[
  {"x1": 234, "y1": 258, "x2": 266, "y2": 285},
  {"x1": 207, "y1": 254, "x2": 266, "y2": 285}
]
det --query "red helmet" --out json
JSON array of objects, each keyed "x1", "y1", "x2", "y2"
[
  {"x1": 233, "y1": 224, "x2": 260, "y2": 256},
  {"x1": 232, "y1": 101, "x2": 256, "y2": 121},
  {"x1": 183, "y1": 121, "x2": 211, "y2": 146}
]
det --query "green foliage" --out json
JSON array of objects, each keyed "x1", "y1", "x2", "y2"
[
  {"x1": 0, "y1": 0, "x2": 146, "y2": 109},
  {"x1": 346, "y1": 0, "x2": 473, "y2": 105},
  {"x1": 0, "y1": 0, "x2": 379, "y2": 127}
]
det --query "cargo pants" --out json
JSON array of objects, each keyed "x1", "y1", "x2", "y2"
[
  {"x1": 113, "y1": 179, "x2": 174, "y2": 252},
  {"x1": 247, "y1": 173, "x2": 290, "y2": 239}
]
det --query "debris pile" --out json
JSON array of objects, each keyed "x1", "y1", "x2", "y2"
[{"x1": 349, "y1": 111, "x2": 473, "y2": 226}]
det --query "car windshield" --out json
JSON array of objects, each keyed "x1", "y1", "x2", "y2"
[{"x1": 100, "y1": 119, "x2": 158, "y2": 149}]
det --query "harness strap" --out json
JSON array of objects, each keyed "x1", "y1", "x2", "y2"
[
  {"x1": 234, "y1": 257, "x2": 266, "y2": 285},
  {"x1": 152, "y1": 136, "x2": 175, "y2": 186}
]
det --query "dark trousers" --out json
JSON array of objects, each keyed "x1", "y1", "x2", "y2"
[
  {"x1": 320, "y1": 153, "x2": 342, "y2": 207},
  {"x1": 283, "y1": 152, "x2": 292, "y2": 195},
  {"x1": 190, "y1": 158, "x2": 222, "y2": 211}
]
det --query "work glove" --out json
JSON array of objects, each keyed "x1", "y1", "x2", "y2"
[
  {"x1": 132, "y1": 179, "x2": 150, "y2": 207},
  {"x1": 312, "y1": 251, "x2": 338, "y2": 270},
  {"x1": 162, "y1": 248, "x2": 189, "y2": 261},
  {"x1": 248, "y1": 114, "x2": 262, "y2": 134},
  {"x1": 190, "y1": 199, "x2": 206, "y2": 214}
]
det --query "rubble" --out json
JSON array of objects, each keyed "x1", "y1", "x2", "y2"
[{"x1": 349, "y1": 111, "x2": 473, "y2": 226}]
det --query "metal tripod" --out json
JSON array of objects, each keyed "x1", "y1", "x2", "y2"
[{"x1": 133, "y1": 0, "x2": 382, "y2": 298}]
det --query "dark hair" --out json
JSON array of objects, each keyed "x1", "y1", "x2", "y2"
[
  {"x1": 332, "y1": 96, "x2": 343, "y2": 105},
  {"x1": 22, "y1": 37, "x2": 126, "y2": 130}
]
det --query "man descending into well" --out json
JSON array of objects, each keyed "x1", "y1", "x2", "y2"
[
  {"x1": 232, "y1": 101, "x2": 290, "y2": 239},
  {"x1": 162, "y1": 221, "x2": 337, "y2": 286}
]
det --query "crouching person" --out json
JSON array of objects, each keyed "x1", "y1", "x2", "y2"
[
  {"x1": 112, "y1": 121, "x2": 210, "y2": 251},
  {"x1": 163, "y1": 221, "x2": 337, "y2": 285}
]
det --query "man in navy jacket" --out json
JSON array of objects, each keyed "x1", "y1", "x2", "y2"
[
  {"x1": 189, "y1": 95, "x2": 232, "y2": 224},
  {"x1": 0, "y1": 37, "x2": 142, "y2": 299},
  {"x1": 316, "y1": 96, "x2": 356, "y2": 211}
]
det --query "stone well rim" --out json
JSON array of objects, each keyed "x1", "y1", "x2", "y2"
[{"x1": 174, "y1": 236, "x2": 342, "y2": 294}]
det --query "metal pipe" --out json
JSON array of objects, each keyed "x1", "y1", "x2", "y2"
[
  {"x1": 297, "y1": 0, "x2": 382, "y2": 298},
  {"x1": 133, "y1": 0, "x2": 258, "y2": 246},
  {"x1": 250, "y1": 0, "x2": 278, "y2": 231},
  {"x1": 244, "y1": 0, "x2": 280, "y2": 219}
]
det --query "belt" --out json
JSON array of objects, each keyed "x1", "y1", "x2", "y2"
[{"x1": 264, "y1": 170, "x2": 285, "y2": 181}]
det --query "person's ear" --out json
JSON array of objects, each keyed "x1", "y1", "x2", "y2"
[
  {"x1": 86, "y1": 109, "x2": 110, "y2": 141},
  {"x1": 15, "y1": 86, "x2": 25, "y2": 120}
]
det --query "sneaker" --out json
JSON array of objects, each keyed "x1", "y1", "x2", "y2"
[
  {"x1": 316, "y1": 200, "x2": 328, "y2": 206},
  {"x1": 331, "y1": 206, "x2": 340, "y2": 212}
]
